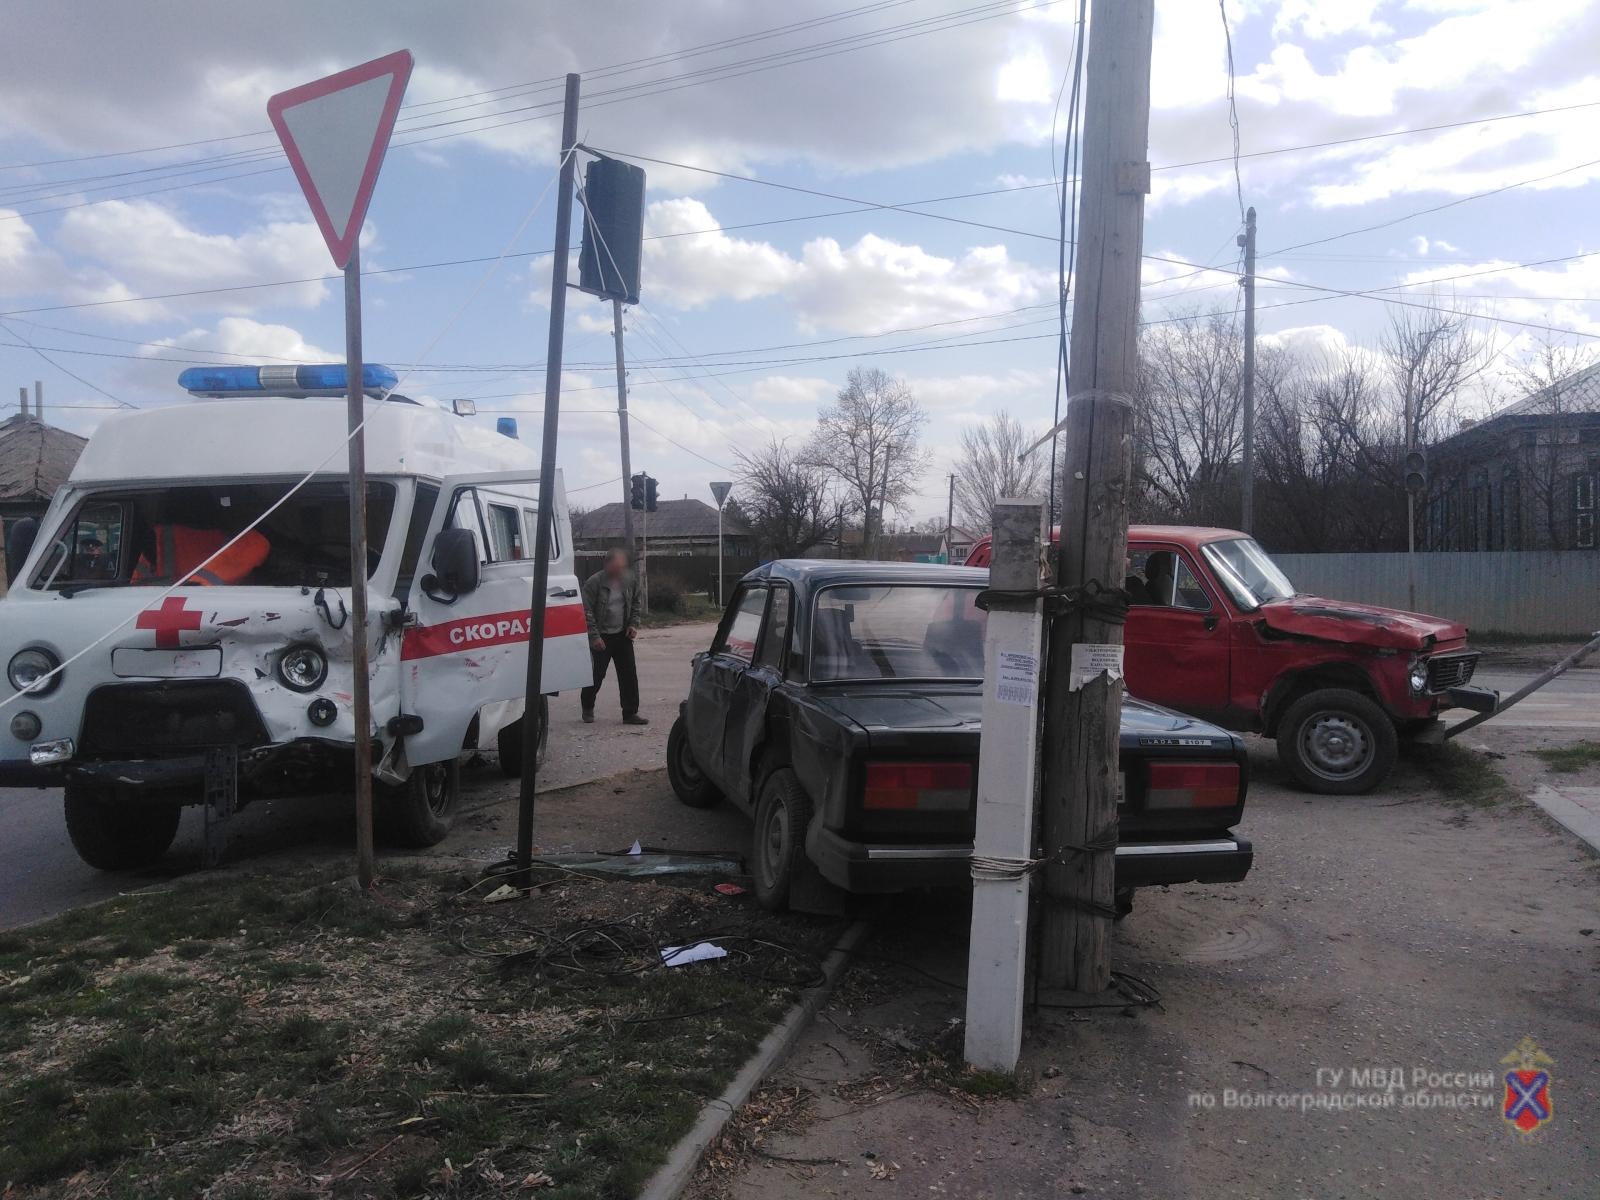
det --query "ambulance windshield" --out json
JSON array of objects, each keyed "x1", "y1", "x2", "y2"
[{"x1": 32, "y1": 480, "x2": 397, "y2": 592}]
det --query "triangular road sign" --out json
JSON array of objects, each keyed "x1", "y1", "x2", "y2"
[
  {"x1": 268, "y1": 50, "x2": 413, "y2": 269},
  {"x1": 710, "y1": 481, "x2": 733, "y2": 507}
]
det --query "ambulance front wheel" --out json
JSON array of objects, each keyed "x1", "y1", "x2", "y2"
[
  {"x1": 63, "y1": 783, "x2": 182, "y2": 870},
  {"x1": 497, "y1": 696, "x2": 549, "y2": 778},
  {"x1": 383, "y1": 758, "x2": 461, "y2": 848}
]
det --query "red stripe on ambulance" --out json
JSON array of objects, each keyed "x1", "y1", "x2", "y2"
[{"x1": 400, "y1": 603, "x2": 588, "y2": 661}]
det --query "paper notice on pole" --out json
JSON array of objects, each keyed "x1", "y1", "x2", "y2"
[
  {"x1": 994, "y1": 650, "x2": 1039, "y2": 706},
  {"x1": 1069, "y1": 643, "x2": 1124, "y2": 691}
]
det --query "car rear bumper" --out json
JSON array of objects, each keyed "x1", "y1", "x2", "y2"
[{"x1": 808, "y1": 826, "x2": 1253, "y2": 894}]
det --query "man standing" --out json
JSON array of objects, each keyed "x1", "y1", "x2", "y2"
[{"x1": 580, "y1": 547, "x2": 648, "y2": 725}]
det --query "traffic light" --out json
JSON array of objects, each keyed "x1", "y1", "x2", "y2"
[
  {"x1": 644, "y1": 475, "x2": 658, "y2": 513},
  {"x1": 1403, "y1": 449, "x2": 1428, "y2": 495},
  {"x1": 630, "y1": 473, "x2": 646, "y2": 510}
]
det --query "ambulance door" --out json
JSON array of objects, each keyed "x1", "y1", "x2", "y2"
[{"x1": 398, "y1": 470, "x2": 587, "y2": 767}]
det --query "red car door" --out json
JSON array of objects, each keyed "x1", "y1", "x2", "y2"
[{"x1": 1123, "y1": 543, "x2": 1231, "y2": 718}]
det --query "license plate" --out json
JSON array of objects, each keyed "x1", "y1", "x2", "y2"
[{"x1": 111, "y1": 647, "x2": 223, "y2": 679}]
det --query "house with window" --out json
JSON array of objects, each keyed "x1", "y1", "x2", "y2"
[
  {"x1": 1422, "y1": 361, "x2": 1600, "y2": 551},
  {"x1": 572, "y1": 498, "x2": 752, "y2": 555}
]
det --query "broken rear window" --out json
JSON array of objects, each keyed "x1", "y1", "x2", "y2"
[
  {"x1": 811, "y1": 584, "x2": 987, "y2": 682},
  {"x1": 32, "y1": 480, "x2": 397, "y2": 591}
]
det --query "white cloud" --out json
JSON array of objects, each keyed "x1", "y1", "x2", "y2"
[
  {"x1": 0, "y1": 209, "x2": 62, "y2": 296},
  {"x1": 640, "y1": 198, "x2": 1049, "y2": 335},
  {"x1": 1273, "y1": 0, "x2": 1392, "y2": 40},
  {"x1": 56, "y1": 200, "x2": 335, "y2": 321},
  {"x1": 151, "y1": 316, "x2": 336, "y2": 363}
]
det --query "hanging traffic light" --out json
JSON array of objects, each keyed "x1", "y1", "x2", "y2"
[
  {"x1": 645, "y1": 475, "x2": 659, "y2": 512},
  {"x1": 630, "y1": 473, "x2": 646, "y2": 510},
  {"x1": 1403, "y1": 449, "x2": 1428, "y2": 495}
]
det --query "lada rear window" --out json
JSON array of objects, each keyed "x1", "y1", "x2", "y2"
[
  {"x1": 32, "y1": 480, "x2": 397, "y2": 591},
  {"x1": 812, "y1": 584, "x2": 987, "y2": 681}
]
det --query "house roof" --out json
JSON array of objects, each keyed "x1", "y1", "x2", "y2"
[
  {"x1": 573, "y1": 497, "x2": 750, "y2": 540},
  {"x1": 1436, "y1": 360, "x2": 1600, "y2": 449},
  {"x1": 0, "y1": 415, "x2": 86, "y2": 505}
]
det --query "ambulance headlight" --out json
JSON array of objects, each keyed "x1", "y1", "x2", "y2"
[
  {"x1": 8, "y1": 648, "x2": 60, "y2": 696},
  {"x1": 277, "y1": 644, "x2": 327, "y2": 693}
]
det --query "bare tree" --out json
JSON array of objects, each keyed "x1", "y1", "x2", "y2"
[
  {"x1": 732, "y1": 437, "x2": 837, "y2": 558},
  {"x1": 952, "y1": 410, "x2": 1046, "y2": 533},
  {"x1": 809, "y1": 367, "x2": 928, "y2": 555},
  {"x1": 1132, "y1": 310, "x2": 1244, "y2": 526},
  {"x1": 1381, "y1": 308, "x2": 1487, "y2": 448}
]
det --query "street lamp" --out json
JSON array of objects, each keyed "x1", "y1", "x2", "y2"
[{"x1": 710, "y1": 481, "x2": 732, "y2": 607}]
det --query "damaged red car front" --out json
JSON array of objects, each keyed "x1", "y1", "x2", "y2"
[{"x1": 967, "y1": 526, "x2": 1495, "y2": 794}]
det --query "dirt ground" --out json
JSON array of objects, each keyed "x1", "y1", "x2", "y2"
[{"x1": 689, "y1": 742, "x2": 1600, "y2": 1200}]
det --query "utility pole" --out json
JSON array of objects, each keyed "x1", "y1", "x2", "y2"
[
  {"x1": 1238, "y1": 205, "x2": 1257, "y2": 534},
  {"x1": 945, "y1": 473, "x2": 956, "y2": 563},
  {"x1": 878, "y1": 440, "x2": 894, "y2": 558},
  {"x1": 612, "y1": 298, "x2": 636, "y2": 553},
  {"x1": 516, "y1": 72, "x2": 581, "y2": 880},
  {"x1": 1404, "y1": 379, "x2": 1417, "y2": 611},
  {"x1": 1039, "y1": 0, "x2": 1154, "y2": 993},
  {"x1": 963, "y1": 499, "x2": 1046, "y2": 1070}
]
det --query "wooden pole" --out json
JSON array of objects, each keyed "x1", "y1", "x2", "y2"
[
  {"x1": 945, "y1": 473, "x2": 956, "y2": 563},
  {"x1": 964, "y1": 499, "x2": 1046, "y2": 1070},
  {"x1": 1238, "y1": 205, "x2": 1257, "y2": 533},
  {"x1": 516, "y1": 73, "x2": 581, "y2": 879},
  {"x1": 1038, "y1": 0, "x2": 1154, "y2": 992}
]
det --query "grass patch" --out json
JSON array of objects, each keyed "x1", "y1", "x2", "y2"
[
  {"x1": 1412, "y1": 742, "x2": 1513, "y2": 808},
  {"x1": 1531, "y1": 741, "x2": 1600, "y2": 775},
  {"x1": 0, "y1": 863, "x2": 840, "y2": 1198}
]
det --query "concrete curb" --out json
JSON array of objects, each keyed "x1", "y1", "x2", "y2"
[
  {"x1": 636, "y1": 918, "x2": 871, "y2": 1200},
  {"x1": 1527, "y1": 785, "x2": 1600, "y2": 855}
]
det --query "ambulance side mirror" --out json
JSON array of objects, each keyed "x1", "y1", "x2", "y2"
[
  {"x1": 423, "y1": 527, "x2": 480, "y2": 602},
  {"x1": 5, "y1": 517, "x2": 38, "y2": 583}
]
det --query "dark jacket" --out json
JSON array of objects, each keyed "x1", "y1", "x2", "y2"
[{"x1": 581, "y1": 568, "x2": 643, "y2": 639}]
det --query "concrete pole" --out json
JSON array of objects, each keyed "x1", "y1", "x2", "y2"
[
  {"x1": 1039, "y1": 0, "x2": 1154, "y2": 993},
  {"x1": 945, "y1": 472, "x2": 956, "y2": 563},
  {"x1": 613, "y1": 298, "x2": 636, "y2": 554},
  {"x1": 964, "y1": 499, "x2": 1047, "y2": 1071},
  {"x1": 1238, "y1": 206, "x2": 1257, "y2": 533},
  {"x1": 33, "y1": 381, "x2": 41, "y2": 424}
]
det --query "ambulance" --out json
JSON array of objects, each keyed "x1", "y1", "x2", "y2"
[{"x1": 0, "y1": 365, "x2": 592, "y2": 869}]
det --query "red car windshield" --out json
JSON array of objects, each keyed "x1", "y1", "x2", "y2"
[
  {"x1": 812, "y1": 584, "x2": 988, "y2": 681},
  {"x1": 1200, "y1": 537, "x2": 1295, "y2": 611}
]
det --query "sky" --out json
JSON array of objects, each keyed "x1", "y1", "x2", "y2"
[{"x1": 1, "y1": 0, "x2": 1597, "y2": 526}]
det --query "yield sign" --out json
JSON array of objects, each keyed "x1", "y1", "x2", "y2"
[{"x1": 268, "y1": 50, "x2": 413, "y2": 269}]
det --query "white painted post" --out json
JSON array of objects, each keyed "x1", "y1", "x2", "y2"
[{"x1": 964, "y1": 498, "x2": 1047, "y2": 1072}]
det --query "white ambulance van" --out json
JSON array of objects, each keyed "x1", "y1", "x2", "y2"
[{"x1": 0, "y1": 364, "x2": 592, "y2": 869}]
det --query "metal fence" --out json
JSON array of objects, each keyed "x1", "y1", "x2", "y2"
[{"x1": 1272, "y1": 552, "x2": 1600, "y2": 637}]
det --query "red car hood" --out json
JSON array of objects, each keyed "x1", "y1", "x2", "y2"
[{"x1": 1257, "y1": 596, "x2": 1466, "y2": 650}]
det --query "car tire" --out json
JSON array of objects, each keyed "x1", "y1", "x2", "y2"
[
  {"x1": 497, "y1": 696, "x2": 549, "y2": 778},
  {"x1": 752, "y1": 767, "x2": 811, "y2": 911},
  {"x1": 63, "y1": 782, "x2": 181, "y2": 870},
  {"x1": 666, "y1": 716, "x2": 721, "y2": 809},
  {"x1": 383, "y1": 758, "x2": 461, "y2": 847},
  {"x1": 1277, "y1": 688, "x2": 1397, "y2": 795}
]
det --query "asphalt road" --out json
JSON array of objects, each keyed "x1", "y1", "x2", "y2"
[
  {"x1": 4, "y1": 625, "x2": 1596, "y2": 930},
  {"x1": 0, "y1": 622, "x2": 710, "y2": 930}
]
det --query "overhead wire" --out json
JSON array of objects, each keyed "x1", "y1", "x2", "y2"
[{"x1": 1217, "y1": 0, "x2": 1247, "y2": 225}]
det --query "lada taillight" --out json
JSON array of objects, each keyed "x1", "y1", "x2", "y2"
[
  {"x1": 1145, "y1": 762, "x2": 1239, "y2": 808},
  {"x1": 863, "y1": 761, "x2": 973, "y2": 811}
]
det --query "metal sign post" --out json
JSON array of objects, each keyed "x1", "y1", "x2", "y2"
[
  {"x1": 516, "y1": 73, "x2": 583, "y2": 882},
  {"x1": 710, "y1": 481, "x2": 732, "y2": 606},
  {"x1": 269, "y1": 50, "x2": 413, "y2": 889}
]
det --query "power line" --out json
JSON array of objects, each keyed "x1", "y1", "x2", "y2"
[{"x1": 1217, "y1": 0, "x2": 1246, "y2": 224}]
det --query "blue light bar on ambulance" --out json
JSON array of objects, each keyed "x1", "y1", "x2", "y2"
[{"x1": 177, "y1": 363, "x2": 399, "y2": 399}]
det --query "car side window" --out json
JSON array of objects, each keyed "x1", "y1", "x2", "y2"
[
  {"x1": 1127, "y1": 549, "x2": 1209, "y2": 611},
  {"x1": 755, "y1": 585, "x2": 791, "y2": 671},
  {"x1": 717, "y1": 587, "x2": 766, "y2": 663},
  {"x1": 1172, "y1": 556, "x2": 1211, "y2": 611}
]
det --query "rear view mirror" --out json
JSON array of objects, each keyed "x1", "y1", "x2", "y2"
[
  {"x1": 5, "y1": 517, "x2": 38, "y2": 583},
  {"x1": 422, "y1": 527, "x2": 480, "y2": 602}
]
